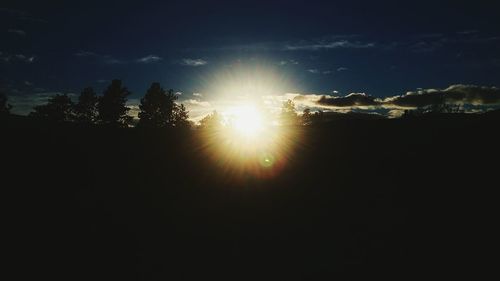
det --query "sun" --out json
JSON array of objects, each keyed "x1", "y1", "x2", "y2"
[{"x1": 226, "y1": 105, "x2": 264, "y2": 138}]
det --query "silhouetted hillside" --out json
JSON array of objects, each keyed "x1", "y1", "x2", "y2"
[{"x1": 2, "y1": 113, "x2": 499, "y2": 280}]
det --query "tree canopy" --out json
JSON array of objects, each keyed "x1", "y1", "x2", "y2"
[
  {"x1": 74, "y1": 87, "x2": 98, "y2": 124},
  {"x1": 138, "y1": 83, "x2": 176, "y2": 128},
  {"x1": 97, "y1": 80, "x2": 132, "y2": 127},
  {"x1": 0, "y1": 93, "x2": 12, "y2": 116},
  {"x1": 29, "y1": 94, "x2": 74, "y2": 122},
  {"x1": 280, "y1": 99, "x2": 299, "y2": 126},
  {"x1": 173, "y1": 103, "x2": 191, "y2": 128},
  {"x1": 138, "y1": 83, "x2": 191, "y2": 129},
  {"x1": 199, "y1": 111, "x2": 222, "y2": 130}
]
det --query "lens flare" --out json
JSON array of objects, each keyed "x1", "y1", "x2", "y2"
[
  {"x1": 195, "y1": 61, "x2": 301, "y2": 181},
  {"x1": 198, "y1": 103, "x2": 300, "y2": 181}
]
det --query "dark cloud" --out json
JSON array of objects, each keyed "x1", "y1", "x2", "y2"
[
  {"x1": 0, "y1": 7, "x2": 47, "y2": 23},
  {"x1": 317, "y1": 93, "x2": 380, "y2": 107},
  {"x1": 8, "y1": 29, "x2": 26, "y2": 36},
  {"x1": 383, "y1": 85, "x2": 500, "y2": 108},
  {"x1": 284, "y1": 40, "x2": 375, "y2": 51}
]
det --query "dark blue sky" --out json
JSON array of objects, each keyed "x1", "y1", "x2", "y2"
[{"x1": 2, "y1": 0, "x2": 500, "y2": 116}]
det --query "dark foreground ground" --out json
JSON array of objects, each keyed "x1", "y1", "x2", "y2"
[{"x1": 2, "y1": 113, "x2": 499, "y2": 280}]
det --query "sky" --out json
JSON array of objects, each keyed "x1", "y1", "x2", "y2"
[{"x1": 2, "y1": 0, "x2": 500, "y2": 119}]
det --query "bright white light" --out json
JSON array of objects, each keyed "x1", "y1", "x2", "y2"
[{"x1": 228, "y1": 105, "x2": 264, "y2": 137}]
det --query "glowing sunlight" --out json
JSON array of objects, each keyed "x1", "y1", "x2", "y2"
[{"x1": 227, "y1": 105, "x2": 264, "y2": 138}]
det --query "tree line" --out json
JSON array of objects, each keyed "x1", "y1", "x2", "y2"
[
  {"x1": 1, "y1": 80, "x2": 190, "y2": 128},
  {"x1": 198, "y1": 98, "x2": 325, "y2": 130},
  {"x1": 2, "y1": 81, "x2": 325, "y2": 128}
]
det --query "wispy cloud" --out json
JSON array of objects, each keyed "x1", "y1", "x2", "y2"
[
  {"x1": 337, "y1": 67, "x2": 348, "y2": 72},
  {"x1": 75, "y1": 51, "x2": 96, "y2": 57},
  {"x1": 188, "y1": 35, "x2": 374, "y2": 53},
  {"x1": 284, "y1": 40, "x2": 375, "y2": 51},
  {"x1": 8, "y1": 29, "x2": 26, "y2": 36},
  {"x1": 410, "y1": 40, "x2": 445, "y2": 53},
  {"x1": 307, "y1": 69, "x2": 334, "y2": 75},
  {"x1": 457, "y1": 30, "x2": 479, "y2": 35},
  {"x1": 76, "y1": 51, "x2": 163, "y2": 65},
  {"x1": 0, "y1": 7, "x2": 47, "y2": 23},
  {"x1": 136, "y1": 55, "x2": 162, "y2": 64},
  {"x1": 278, "y1": 59, "x2": 299, "y2": 66},
  {"x1": 181, "y1": 58, "x2": 208, "y2": 66},
  {"x1": 0, "y1": 52, "x2": 35, "y2": 63},
  {"x1": 75, "y1": 50, "x2": 125, "y2": 64},
  {"x1": 0, "y1": 7, "x2": 27, "y2": 16},
  {"x1": 183, "y1": 99, "x2": 211, "y2": 107}
]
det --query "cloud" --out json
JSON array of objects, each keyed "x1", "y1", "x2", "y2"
[
  {"x1": 284, "y1": 40, "x2": 375, "y2": 51},
  {"x1": 457, "y1": 30, "x2": 479, "y2": 35},
  {"x1": 261, "y1": 93, "x2": 324, "y2": 114},
  {"x1": 410, "y1": 40, "x2": 445, "y2": 53},
  {"x1": 8, "y1": 92, "x2": 65, "y2": 115},
  {"x1": 0, "y1": 52, "x2": 35, "y2": 63},
  {"x1": 190, "y1": 36, "x2": 374, "y2": 53},
  {"x1": 0, "y1": 8, "x2": 47, "y2": 23},
  {"x1": 136, "y1": 55, "x2": 162, "y2": 64},
  {"x1": 124, "y1": 99, "x2": 141, "y2": 120},
  {"x1": 337, "y1": 67, "x2": 348, "y2": 72},
  {"x1": 8, "y1": 29, "x2": 26, "y2": 36},
  {"x1": 307, "y1": 69, "x2": 334, "y2": 75},
  {"x1": 181, "y1": 58, "x2": 207, "y2": 66},
  {"x1": 0, "y1": 8, "x2": 27, "y2": 17},
  {"x1": 183, "y1": 99, "x2": 211, "y2": 108},
  {"x1": 193, "y1": 93, "x2": 203, "y2": 97},
  {"x1": 74, "y1": 51, "x2": 125, "y2": 64},
  {"x1": 383, "y1": 85, "x2": 500, "y2": 108},
  {"x1": 179, "y1": 98, "x2": 215, "y2": 122},
  {"x1": 317, "y1": 93, "x2": 380, "y2": 107},
  {"x1": 75, "y1": 51, "x2": 96, "y2": 57},
  {"x1": 278, "y1": 59, "x2": 299, "y2": 66},
  {"x1": 76, "y1": 51, "x2": 161, "y2": 64}
]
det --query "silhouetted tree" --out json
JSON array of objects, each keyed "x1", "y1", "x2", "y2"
[
  {"x1": 29, "y1": 94, "x2": 74, "y2": 122},
  {"x1": 0, "y1": 92, "x2": 12, "y2": 116},
  {"x1": 97, "y1": 79, "x2": 132, "y2": 127},
  {"x1": 138, "y1": 83, "x2": 177, "y2": 128},
  {"x1": 311, "y1": 110, "x2": 324, "y2": 124},
  {"x1": 173, "y1": 103, "x2": 191, "y2": 128},
  {"x1": 402, "y1": 103, "x2": 464, "y2": 118},
  {"x1": 199, "y1": 111, "x2": 222, "y2": 130},
  {"x1": 280, "y1": 99, "x2": 298, "y2": 125},
  {"x1": 301, "y1": 108, "x2": 312, "y2": 125},
  {"x1": 74, "y1": 87, "x2": 98, "y2": 124}
]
